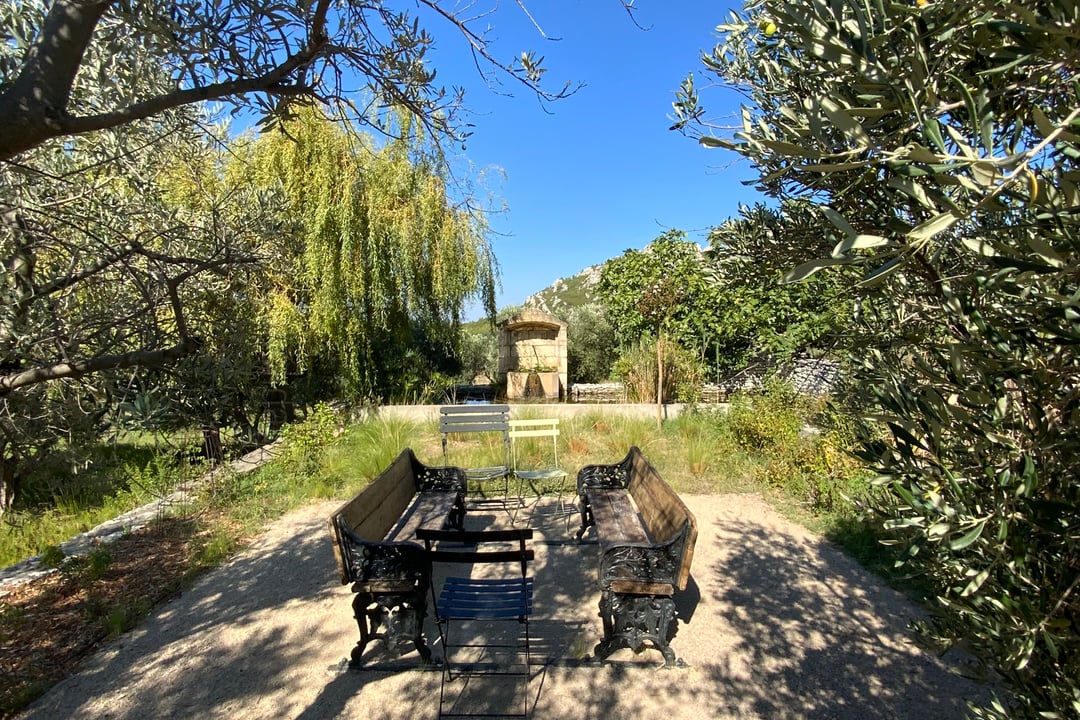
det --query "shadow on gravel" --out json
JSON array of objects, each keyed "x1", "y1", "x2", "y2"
[
  {"x1": 20, "y1": 498, "x2": 997, "y2": 720},
  {"x1": 698, "y1": 518, "x2": 992, "y2": 720},
  {"x1": 20, "y1": 507, "x2": 380, "y2": 719}
]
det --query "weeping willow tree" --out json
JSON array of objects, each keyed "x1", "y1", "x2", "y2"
[{"x1": 244, "y1": 108, "x2": 498, "y2": 399}]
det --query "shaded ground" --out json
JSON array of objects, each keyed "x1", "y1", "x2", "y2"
[
  {"x1": 12, "y1": 495, "x2": 994, "y2": 719},
  {"x1": 0, "y1": 519, "x2": 199, "y2": 713}
]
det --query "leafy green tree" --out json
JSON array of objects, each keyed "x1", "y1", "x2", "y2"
[
  {"x1": 0, "y1": 105, "x2": 254, "y2": 510},
  {"x1": 599, "y1": 230, "x2": 720, "y2": 352},
  {"x1": 675, "y1": 2, "x2": 1080, "y2": 716},
  {"x1": 565, "y1": 304, "x2": 617, "y2": 383},
  {"x1": 457, "y1": 327, "x2": 498, "y2": 384},
  {"x1": 245, "y1": 108, "x2": 497, "y2": 400},
  {"x1": 0, "y1": 0, "x2": 633, "y2": 161},
  {"x1": 0, "y1": 0, "x2": 636, "y2": 517},
  {"x1": 706, "y1": 202, "x2": 854, "y2": 370},
  {"x1": 598, "y1": 230, "x2": 717, "y2": 426}
]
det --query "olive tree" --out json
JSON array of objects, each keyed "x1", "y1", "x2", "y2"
[
  {"x1": 565, "y1": 304, "x2": 617, "y2": 384},
  {"x1": 674, "y1": 1, "x2": 1080, "y2": 716},
  {"x1": 0, "y1": 0, "x2": 636, "y2": 162},
  {"x1": 0, "y1": 107, "x2": 266, "y2": 508}
]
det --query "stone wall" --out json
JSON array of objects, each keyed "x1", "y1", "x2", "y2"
[{"x1": 569, "y1": 359, "x2": 840, "y2": 403}]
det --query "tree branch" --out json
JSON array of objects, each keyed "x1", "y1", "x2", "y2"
[
  {"x1": 0, "y1": 337, "x2": 203, "y2": 396},
  {"x1": 0, "y1": 0, "x2": 333, "y2": 161}
]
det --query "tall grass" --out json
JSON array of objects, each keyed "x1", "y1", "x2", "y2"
[
  {"x1": 2, "y1": 394, "x2": 892, "y2": 583},
  {"x1": 0, "y1": 454, "x2": 200, "y2": 568}
]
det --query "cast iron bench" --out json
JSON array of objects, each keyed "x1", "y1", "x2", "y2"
[
  {"x1": 327, "y1": 448, "x2": 465, "y2": 665},
  {"x1": 574, "y1": 446, "x2": 697, "y2": 666}
]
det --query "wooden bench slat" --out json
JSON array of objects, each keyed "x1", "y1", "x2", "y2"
[
  {"x1": 327, "y1": 448, "x2": 467, "y2": 666},
  {"x1": 587, "y1": 488, "x2": 650, "y2": 546},
  {"x1": 387, "y1": 491, "x2": 461, "y2": 543},
  {"x1": 577, "y1": 447, "x2": 697, "y2": 592},
  {"x1": 352, "y1": 579, "x2": 420, "y2": 594},
  {"x1": 610, "y1": 579, "x2": 675, "y2": 596},
  {"x1": 327, "y1": 448, "x2": 464, "y2": 585}
]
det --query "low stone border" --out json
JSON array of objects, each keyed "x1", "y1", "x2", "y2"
[{"x1": 0, "y1": 441, "x2": 282, "y2": 593}]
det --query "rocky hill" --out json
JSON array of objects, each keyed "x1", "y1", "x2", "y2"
[{"x1": 523, "y1": 263, "x2": 604, "y2": 317}]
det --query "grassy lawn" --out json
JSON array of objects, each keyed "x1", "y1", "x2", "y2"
[{"x1": 1, "y1": 400, "x2": 884, "y2": 572}]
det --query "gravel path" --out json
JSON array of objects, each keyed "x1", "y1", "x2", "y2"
[{"x1": 19, "y1": 494, "x2": 993, "y2": 719}]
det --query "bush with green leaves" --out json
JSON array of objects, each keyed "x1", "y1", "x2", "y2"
[
  {"x1": 275, "y1": 402, "x2": 344, "y2": 479},
  {"x1": 565, "y1": 304, "x2": 618, "y2": 383},
  {"x1": 456, "y1": 328, "x2": 499, "y2": 384},
  {"x1": 676, "y1": 1, "x2": 1080, "y2": 715},
  {"x1": 703, "y1": 382, "x2": 869, "y2": 514}
]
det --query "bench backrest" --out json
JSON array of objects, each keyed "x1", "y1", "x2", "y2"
[
  {"x1": 508, "y1": 418, "x2": 562, "y2": 474},
  {"x1": 626, "y1": 447, "x2": 698, "y2": 592},
  {"x1": 439, "y1": 404, "x2": 511, "y2": 435},
  {"x1": 439, "y1": 403, "x2": 511, "y2": 464},
  {"x1": 326, "y1": 448, "x2": 423, "y2": 585}
]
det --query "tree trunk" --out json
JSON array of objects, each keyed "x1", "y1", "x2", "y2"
[
  {"x1": 656, "y1": 333, "x2": 664, "y2": 431},
  {"x1": 201, "y1": 427, "x2": 224, "y2": 464},
  {"x1": 0, "y1": 454, "x2": 18, "y2": 520}
]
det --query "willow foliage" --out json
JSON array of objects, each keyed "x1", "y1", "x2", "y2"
[{"x1": 244, "y1": 109, "x2": 496, "y2": 398}]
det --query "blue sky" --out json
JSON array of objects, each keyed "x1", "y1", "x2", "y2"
[{"x1": 419, "y1": 2, "x2": 763, "y2": 318}]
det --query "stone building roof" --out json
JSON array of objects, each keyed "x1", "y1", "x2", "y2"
[{"x1": 498, "y1": 308, "x2": 567, "y2": 332}]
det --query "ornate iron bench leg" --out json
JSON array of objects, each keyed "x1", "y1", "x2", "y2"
[
  {"x1": 594, "y1": 590, "x2": 679, "y2": 667},
  {"x1": 350, "y1": 591, "x2": 431, "y2": 666},
  {"x1": 574, "y1": 499, "x2": 593, "y2": 541},
  {"x1": 447, "y1": 492, "x2": 466, "y2": 530}
]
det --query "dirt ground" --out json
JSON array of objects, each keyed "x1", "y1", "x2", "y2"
[{"x1": 17, "y1": 495, "x2": 994, "y2": 719}]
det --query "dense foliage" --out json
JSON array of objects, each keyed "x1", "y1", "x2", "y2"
[
  {"x1": 706, "y1": 202, "x2": 853, "y2": 370},
  {"x1": 597, "y1": 219, "x2": 848, "y2": 384},
  {"x1": 245, "y1": 109, "x2": 496, "y2": 401},
  {"x1": 3, "y1": 0, "x2": 576, "y2": 512},
  {"x1": 564, "y1": 304, "x2": 618, "y2": 383},
  {"x1": 0, "y1": 103, "x2": 248, "y2": 510},
  {"x1": 598, "y1": 230, "x2": 718, "y2": 355},
  {"x1": 675, "y1": 1, "x2": 1080, "y2": 716}
]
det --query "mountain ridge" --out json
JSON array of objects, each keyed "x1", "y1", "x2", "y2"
[{"x1": 522, "y1": 263, "x2": 604, "y2": 318}]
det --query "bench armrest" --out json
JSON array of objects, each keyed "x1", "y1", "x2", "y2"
[
  {"x1": 576, "y1": 450, "x2": 634, "y2": 493},
  {"x1": 334, "y1": 517, "x2": 428, "y2": 585},
  {"x1": 599, "y1": 538, "x2": 684, "y2": 590}
]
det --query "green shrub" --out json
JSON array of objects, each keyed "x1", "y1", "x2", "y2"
[
  {"x1": 719, "y1": 380, "x2": 808, "y2": 451},
  {"x1": 84, "y1": 547, "x2": 112, "y2": 580},
  {"x1": 38, "y1": 544, "x2": 65, "y2": 569},
  {"x1": 701, "y1": 382, "x2": 870, "y2": 513},
  {"x1": 276, "y1": 402, "x2": 342, "y2": 477}
]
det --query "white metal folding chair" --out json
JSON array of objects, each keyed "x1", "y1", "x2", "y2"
[{"x1": 508, "y1": 418, "x2": 570, "y2": 525}]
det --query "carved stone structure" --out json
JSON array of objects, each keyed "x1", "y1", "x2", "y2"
[{"x1": 498, "y1": 309, "x2": 568, "y2": 400}]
